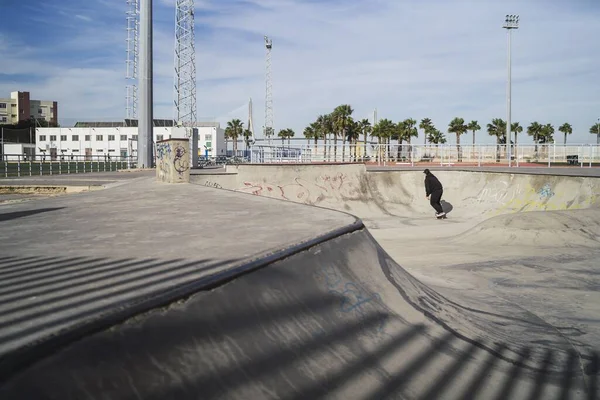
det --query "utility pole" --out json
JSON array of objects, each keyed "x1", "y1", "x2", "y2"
[
  {"x1": 264, "y1": 35, "x2": 273, "y2": 145},
  {"x1": 138, "y1": 0, "x2": 154, "y2": 168},
  {"x1": 503, "y1": 14, "x2": 519, "y2": 167}
]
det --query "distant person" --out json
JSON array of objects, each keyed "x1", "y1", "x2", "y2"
[{"x1": 424, "y1": 169, "x2": 445, "y2": 218}]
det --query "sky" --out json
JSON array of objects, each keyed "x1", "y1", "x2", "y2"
[{"x1": 1, "y1": 0, "x2": 599, "y2": 144}]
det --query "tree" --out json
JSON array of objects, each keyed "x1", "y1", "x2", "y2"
[
  {"x1": 467, "y1": 120, "x2": 480, "y2": 146},
  {"x1": 358, "y1": 118, "x2": 372, "y2": 160},
  {"x1": 487, "y1": 118, "x2": 506, "y2": 162},
  {"x1": 402, "y1": 118, "x2": 418, "y2": 159},
  {"x1": 226, "y1": 118, "x2": 244, "y2": 155},
  {"x1": 345, "y1": 119, "x2": 361, "y2": 160},
  {"x1": 448, "y1": 117, "x2": 468, "y2": 162},
  {"x1": 466, "y1": 120, "x2": 480, "y2": 159},
  {"x1": 558, "y1": 123, "x2": 572, "y2": 145},
  {"x1": 242, "y1": 129, "x2": 253, "y2": 151},
  {"x1": 527, "y1": 122, "x2": 543, "y2": 158},
  {"x1": 332, "y1": 104, "x2": 354, "y2": 161},
  {"x1": 539, "y1": 123, "x2": 554, "y2": 144},
  {"x1": 277, "y1": 128, "x2": 294, "y2": 146},
  {"x1": 590, "y1": 122, "x2": 600, "y2": 144},
  {"x1": 303, "y1": 125, "x2": 315, "y2": 146},
  {"x1": 316, "y1": 114, "x2": 334, "y2": 161},
  {"x1": 372, "y1": 118, "x2": 395, "y2": 161},
  {"x1": 419, "y1": 118, "x2": 433, "y2": 145},
  {"x1": 309, "y1": 122, "x2": 321, "y2": 155},
  {"x1": 511, "y1": 122, "x2": 523, "y2": 147}
]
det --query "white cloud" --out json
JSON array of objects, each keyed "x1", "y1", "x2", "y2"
[{"x1": 1, "y1": 0, "x2": 599, "y2": 144}]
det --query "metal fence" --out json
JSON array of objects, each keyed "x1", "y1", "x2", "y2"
[
  {"x1": 0, "y1": 154, "x2": 138, "y2": 178},
  {"x1": 249, "y1": 143, "x2": 600, "y2": 167}
]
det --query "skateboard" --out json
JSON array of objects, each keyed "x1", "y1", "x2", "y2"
[{"x1": 436, "y1": 213, "x2": 447, "y2": 219}]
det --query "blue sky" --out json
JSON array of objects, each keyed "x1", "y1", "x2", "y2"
[{"x1": 1, "y1": 0, "x2": 599, "y2": 144}]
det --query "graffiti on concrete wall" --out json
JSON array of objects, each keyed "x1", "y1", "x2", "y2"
[
  {"x1": 236, "y1": 173, "x2": 363, "y2": 206},
  {"x1": 173, "y1": 144, "x2": 189, "y2": 176},
  {"x1": 204, "y1": 180, "x2": 223, "y2": 189},
  {"x1": 315, "y1": 263, "x2": 388, "y2": 337},
  {"x1": 538, "y1": 183, "x2": 555, "y2": 199},
  {"x1": 476, "y1": 181, "x2": 525, "y2": 204}
]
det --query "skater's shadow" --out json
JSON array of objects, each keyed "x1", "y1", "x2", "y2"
[{"x1": 441, "y1": 200, "x2": 453, "y2": 214}]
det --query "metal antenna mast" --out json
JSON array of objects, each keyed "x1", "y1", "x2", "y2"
[
  {"x1": 126, "y1": 0, "x2": 139, "y2": 119},
  {"x1": 174, "y1": 0, "x2": 197, "y2": 136},
  {"x1": 264, "y1": 35, "x2": 273, "y2": 144}
]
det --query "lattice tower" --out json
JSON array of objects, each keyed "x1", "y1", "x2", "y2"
[
  {"x1": 174, "y1": 0, "x2": 197, "y2": 136},
  {"x1": 125, "y1": 0, "x2": 139, "y2": 119}
]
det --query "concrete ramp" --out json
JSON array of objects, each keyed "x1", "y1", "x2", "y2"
[{"x1": 1, "y1": 226, "x2": 596, "y2": 399}]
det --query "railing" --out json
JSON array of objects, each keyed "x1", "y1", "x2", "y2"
[
  {"x1": 248, "y1": 143, "x2": 600, "y2": 167},
  {"x1": 0, "y1": 154, "x2": 138, "y2": 178}
]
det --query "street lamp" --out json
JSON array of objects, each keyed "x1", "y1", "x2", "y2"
[
  {"x1": 597, "y1": 118, "x2": 599, "y2": 145},
  {"x1": 503, "y1": 14, "x2": 519, "y2": 166}
]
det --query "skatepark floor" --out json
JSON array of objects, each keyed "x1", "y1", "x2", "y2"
[{"x1": 0, "y1": 167, "x2": 599, "y2": 399}]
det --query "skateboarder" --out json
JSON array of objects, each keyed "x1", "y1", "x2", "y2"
[{"x1": 424, "y1": 169, "x2": 445, "y2": 218}]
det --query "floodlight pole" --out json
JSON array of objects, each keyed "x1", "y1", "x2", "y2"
[{"x1": 503, "y1": 14, "x2": 519, "y2": 167}]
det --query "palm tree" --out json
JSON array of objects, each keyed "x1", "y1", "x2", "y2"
[
  {"x1": 448, "y1": 117, "x2": 468, "y2": 162},
  {"x1": 345, "y1": 119, "x2": 360, "y2": 161},
  {"x1": 303, "y1": 125, "x2": 315, "y2": 147},
  {"x1": 558, "y1": 123, "x2": 572, "y2": 145},
  {"x1": 277, "y1": 129, "x2": 287, "y2": 146},
  {"x1": 242, "y1": 129, "x2": 253, "y2": 153},
  {"x1": 332, "y1": 104, "x2": 354, "y2": 161},
  {"x1": 402, "y1": 118, "x2": 418, "y2": 160},
  {"x1": 426, "y1": 128, "x2": 446, "y2": 159},
  {"x1": 224, "y1": 127, "x2": 232, "y2": 156},
  {"x1": 487, "y1": 118, "x2": 506, "y2": 162},
  {"x1": 309, "y1": 121, "x2": 321, "y2": 156},
  {"x1": 226, "y1": 119, "x2": 244, "y2": 156},
  {"x1": 466, "y1": 120, "x2": 480, "y2": 159},
  {"x1": 359, "y1": 118, "x2": 372, "y2": 161},
  {"x1": 419, "y1": 118, "x2": 433, "y2": 145},
  {"x1": 315, "y1": 114, "x2": 330, "y2": 161},
  {"x1": 527, "y1": 122, "x2": 543, "y2": 159},
  {"x1": 511, "y1": 122, "x2": 523, "y2": 148},
  {"x1": 372, "y1": 119, "x2": 395, "y2": 162},
  {"x1": 591, "y1": 122, "x2": 600, "y2": 144}
]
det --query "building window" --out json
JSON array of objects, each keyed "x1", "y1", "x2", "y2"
[
  {"x1": 108, "y1": 135, "x2": 115, "y2": 141},
  {"x1": 50, "y1": 135, "x2": 57, "y2": 141},
  {"x1": 156, "y1": 135, "x2": 164, "y2": 141},
  {"x1": 120, "y1": 135, "x2": 127, "y2": 141},
  {"x1": 0, "y1": 117, "x2": 6, "y2": 123},
  {"x1": 60, "y1": 135, "x2": 67, "y2": 141},
  {"x1": 72, "y1": 149, "x2": 79, "y2": 152},
  {"x1": 72, "y1": 135, "x2": 79, "y2": 141},
  {"x1": 132, "y1": 135, "x2": 138, "y2": 141},
  {"x1": 38, "y1": 109, "x2": 43, "y2": 114},
  {"x1": 96, "y1": 135, "x2": 103, "y2": 141},
  {"x1": 109, "y1": 149, "x2": 116, "y2": 152},
  {"x1": 85, "y1": 135, "x2": 91, "y2": 141},
  {"x1": 97, "y1": 149, "x2": 104, "y2": 152},
  {"x1": 206, "y1": 141, "x2": 212, "y2": 148},
  {"x1": 205, "y1": 134, "x2": 212, "y2": 141},
  {"x1": 0, "y1": 103, "x2": 6, "y2": 109},
  {"x1": 39, "y1": 135, "x2": 46, "y2": 141}
]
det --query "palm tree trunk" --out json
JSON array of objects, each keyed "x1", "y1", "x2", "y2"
[
  {"x1": 363, "y1": 132, "x2": 367, "y2": 161},
  {"x1": 564, "y1": 133, "x2": 567, "y2": 145},
  {"x1": 472, "y1": 130, "x2": 475, "y2": 160},
  {"x1": 334, "y1": 134, "x2": 338, "y2": 162},
  {"x1": 342, "y1": 134, "x2": 346, "y2": 162},
  {"x1": 457, "y1": 134, "x2": 462, "y2": 162}
]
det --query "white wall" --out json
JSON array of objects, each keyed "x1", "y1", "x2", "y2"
[
  {"x1": 35, "y1": 126, "x2": 187, "y2": 159},
  {"x1": 1, "y1": 143, "x2": 36, "y2": 160}
]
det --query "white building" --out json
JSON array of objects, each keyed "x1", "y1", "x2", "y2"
[{"x1": 35, "y1": 123, "x2": 226, "y2": 161}]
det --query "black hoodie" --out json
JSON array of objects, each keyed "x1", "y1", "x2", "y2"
[{"x1": 424, "y1": 172, "x2": 443, "y2": 196}]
